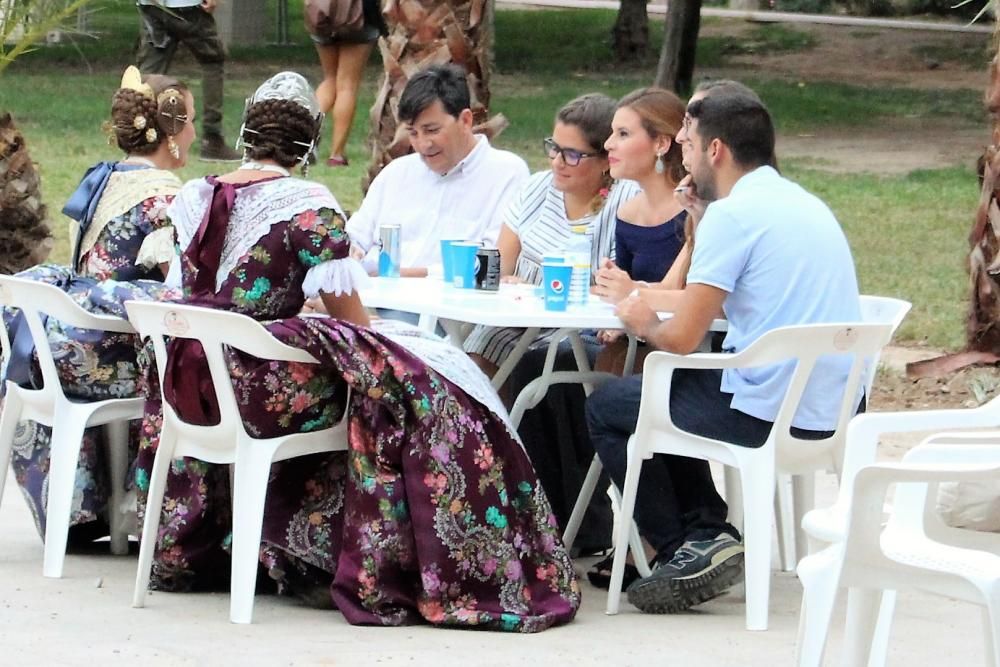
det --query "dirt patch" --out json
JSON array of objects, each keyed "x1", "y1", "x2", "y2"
[
  {"x1": 777, "y1": 120, "x2": 988, "y2": 174},
  {"x1": 700, "y1": 19, "x2": 991, "y2": 91},
  {"x1": 697, "y1": 19, "x2": 992, "y2": 173},
  {"x1": 869, "y1": 345, "x2": 1000, "y2": 416}
]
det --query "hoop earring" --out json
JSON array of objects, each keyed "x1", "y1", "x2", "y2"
[
  {"x1": 654, "y1": 153, "x2": 665, "y2": 175},
  {"x1": 167, "y1": 136, "x2": 180, "y2": 160}
]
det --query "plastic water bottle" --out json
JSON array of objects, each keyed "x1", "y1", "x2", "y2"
[{"x1": 566, "y1": 224, "x2": 591, "y2": 307}]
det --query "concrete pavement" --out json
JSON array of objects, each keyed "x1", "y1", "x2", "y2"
[{"x1": 0, "y1": 466, "x2": 987, "y2": 666}]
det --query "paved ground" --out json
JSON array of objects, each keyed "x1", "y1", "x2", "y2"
[{"x1": 0, "y1": 462, "x2": 989, "y2": 666}]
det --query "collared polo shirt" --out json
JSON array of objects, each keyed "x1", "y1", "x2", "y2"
[{"x1": 686, "y1": 166, "x2": 862, "y2": 431}]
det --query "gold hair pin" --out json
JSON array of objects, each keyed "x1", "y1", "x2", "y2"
[{"x1": 120, "y1": 65, "x2": 154, "y2": 99}]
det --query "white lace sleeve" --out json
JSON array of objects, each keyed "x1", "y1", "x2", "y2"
[
  {"x1": 134, "y1": 226, "x2": 176, "y2": 269},
  {"x1": 301, "y1": 257, "x2": 370, "y2": 297}
]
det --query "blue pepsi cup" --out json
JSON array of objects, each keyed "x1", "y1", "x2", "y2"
[
  {"x1": 542, "y1": 262, "x2": 573, "y2": 311},
  {"x1": 440, "y1": 239, "x2": 462, "y2": 284},
  {"x1": 451, "y1": 242, "x2": 480, "y2": 289}
]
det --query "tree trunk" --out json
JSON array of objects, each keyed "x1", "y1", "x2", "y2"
[
  {"x1": 654, "y1": 0, "x2": 701, "y2": 96},
  {"x1": 612, "y1": 0, "x2": 648, "y2": 63},
  {"x1": 0, "y1": 112, "x2": 52, "y2": 274},
  {"x1": 969, "y1": 37, "x2": 1000, "y2": 352},
  {"x1": 364, "y1": 0, "x2": 506, "y2": 191}
]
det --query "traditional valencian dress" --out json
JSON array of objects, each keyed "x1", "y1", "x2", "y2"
[
  {"x1": 137, "y1": 174, "x2": 580, "y2": 632},
  {"x1": 4, "y1": 162, "x2": 180, "y2": 540}
]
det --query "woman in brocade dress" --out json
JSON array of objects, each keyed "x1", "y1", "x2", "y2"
[
  {"x1": 4, "y1": 67, "x2": 195, "y2": 542},
  {"x1": 136, "y1": 72, "x2": 580, "y2": 632}
]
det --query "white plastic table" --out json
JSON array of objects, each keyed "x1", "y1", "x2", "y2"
[{"x1": 359, "y1": 277, "x2": 725, "y2": 426}]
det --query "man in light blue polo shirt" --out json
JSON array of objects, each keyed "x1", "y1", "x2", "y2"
[{"x1": 585, "y1": 82, "x2": 862, "y2": 614}]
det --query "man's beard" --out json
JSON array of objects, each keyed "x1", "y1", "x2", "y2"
[{"x1": 694, "y1": 168, "x2": 718, "y2": 202}]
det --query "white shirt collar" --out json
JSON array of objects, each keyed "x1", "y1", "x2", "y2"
[{"x1": 440, "y1": 134, "x2": 489, "y2": 178}]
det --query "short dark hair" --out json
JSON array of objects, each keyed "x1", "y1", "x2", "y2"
[
  {"x1": 398, "y1": 64, "x2": 471, "y2": 123},
  {"x1": 687, "y1": 88, "x2": 775, "y2": 170},
  {"x1": 555, "y1": 93, "x2": 616, "y2": 153},
  {"x1": 694, "y1": 78, "x2": 763, "y2": 103}
]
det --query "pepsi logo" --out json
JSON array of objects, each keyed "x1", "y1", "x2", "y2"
[{"x1": 549, "y1": 279, "x2": 565, "y2": 294}]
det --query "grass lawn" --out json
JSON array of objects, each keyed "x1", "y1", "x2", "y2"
[{"x1": 0, "y1": 3, "x2": 984, "y2": 349}]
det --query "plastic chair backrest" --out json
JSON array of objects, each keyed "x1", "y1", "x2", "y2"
[
  {"x1": 858, "y1": 295, "x2": 911, "y2": 395},
  {"x1": 846, "y1": 442, "x2": 1000, "y2": 561},
  {"x1": 124, "y1": 300, "x2": 319, "y2": 458},
  {"x1": 639, "y1": 322, "x2": 894, "y2": 459},
  {"x1": 0, "y1": 275, "x2": 135, "y2": 395}
]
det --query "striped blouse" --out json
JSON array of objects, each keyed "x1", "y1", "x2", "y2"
[{"x1": 463, "y1": 171, "x2": 641, "y2": 365}]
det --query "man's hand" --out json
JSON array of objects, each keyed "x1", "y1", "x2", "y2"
[
  {"x1": 201, "y1": 0, "x2": 217, "y2": 13},
  {"x1": 615, "y1": 292, "x2": 660, "y2": 341},
  {"x1": 593, "y1": 258, "x2": 636, "y2": 304},
  {"x1": 675, "y1": 174, "x2": 708, "y2": 224}
]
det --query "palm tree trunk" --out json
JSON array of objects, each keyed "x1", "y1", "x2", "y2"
[
  {"x1": 0, "y1": 112, "x2": 53, "y2": 274},
  {"x1": 968, "y1": 18, "x2": 1000, "y2": 353},
  {"x1": 364, "y1": 0, "x2": 506, "y2": 190}
]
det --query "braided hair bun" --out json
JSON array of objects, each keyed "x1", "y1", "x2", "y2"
[
  {"x1": 108, "y1": 73, "x2": 189, "y2": 156},
  {"x1": 242, "y1": 98, "x2": 321, "y2": 168}
]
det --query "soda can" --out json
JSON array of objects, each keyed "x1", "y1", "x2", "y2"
[
  {"x1": 475, "y1": 246, "x2": 501, "y2": 292},
  {"x1": 378, "y1": 224, "x2": 401, "y2": 277}
]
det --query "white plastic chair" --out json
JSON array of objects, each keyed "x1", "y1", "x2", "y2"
[
  {"x1": 0, "y1": 275, "x2": 142, "y2": 577},
  {"x1": 125, "y1": 301, "x2": 350, "y2": 624},
  {"x1": 774, "y1": 295, "x2": 912, "y2": 571},
  {"x1": 797, "y1": 401, "x2": 1000, "y2": 666},
  {"x1": 797, "y1": 434, "x2": 1000, "y2": 666},
  {"x1": 565, "y1": 298, "x2": 911, "y2": 574},
  {"x1": 594, "y1": 322, "x2": 894, "y2": 630}
]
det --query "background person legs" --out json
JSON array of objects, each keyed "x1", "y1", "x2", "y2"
[
  {"x1": 316, "y1": 41, "x2": 374, "y2": 165},
  {"x1": 136, "y1": 4, "x2": 239, "y2": 161}
]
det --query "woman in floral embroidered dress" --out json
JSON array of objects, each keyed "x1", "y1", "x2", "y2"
[
  {"x1": 137, "y1": 72, "x2": 579, "y2": 631},
  {"x1": 4, "y1": 67, "x2": 195, "y2": 542}
]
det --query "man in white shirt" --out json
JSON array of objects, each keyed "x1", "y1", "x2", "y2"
[
  {"x1": 586, "y1": 82, "x2": 863, "y2": 614},
  {"x1": 346, "y1": 64, "x2": 529, "y2": 278}
]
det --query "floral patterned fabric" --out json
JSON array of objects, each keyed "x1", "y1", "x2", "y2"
[
  {"x1": 3, "y1": 175, "x2": 178, "y2": 540},
  {"x1": 138, "y1": 176, "x2": 580, "y2": 631},
  {"x1": 78, "y1": 192, "x2": 173, "y2": 282}
]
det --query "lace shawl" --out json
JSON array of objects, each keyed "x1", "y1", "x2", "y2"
[
  {"x1": 169, "y1": 177, "x2": 347, "y2": 292},
  {"x1": 76, "y1": 168, "x2": 181, "y2": 262}
]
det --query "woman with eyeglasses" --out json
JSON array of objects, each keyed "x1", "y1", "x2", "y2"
[
  {"x1": 463, "y1": 93, "x2": 639, "y2": 376},
  {"x1": 462, "y1": 93, "x2": 639, "y2": 557}
]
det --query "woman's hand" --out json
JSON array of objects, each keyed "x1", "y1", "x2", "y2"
[
  {"x1": 301, "y1": 296, "x2": 327, "y2": 315},
  {"x1": 597, "y1": 329, "x2": 624, "y2": 345},
  {"x1": 592, "y1": 258, "x2": 636, "y2": 304},
  {"x1": 500, "y1": 274, "x2": 524, "y2": 285}
]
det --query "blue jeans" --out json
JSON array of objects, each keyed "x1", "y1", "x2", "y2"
[{"x1": 585, "y1": 368, "x2": 840, "y2": 562}]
